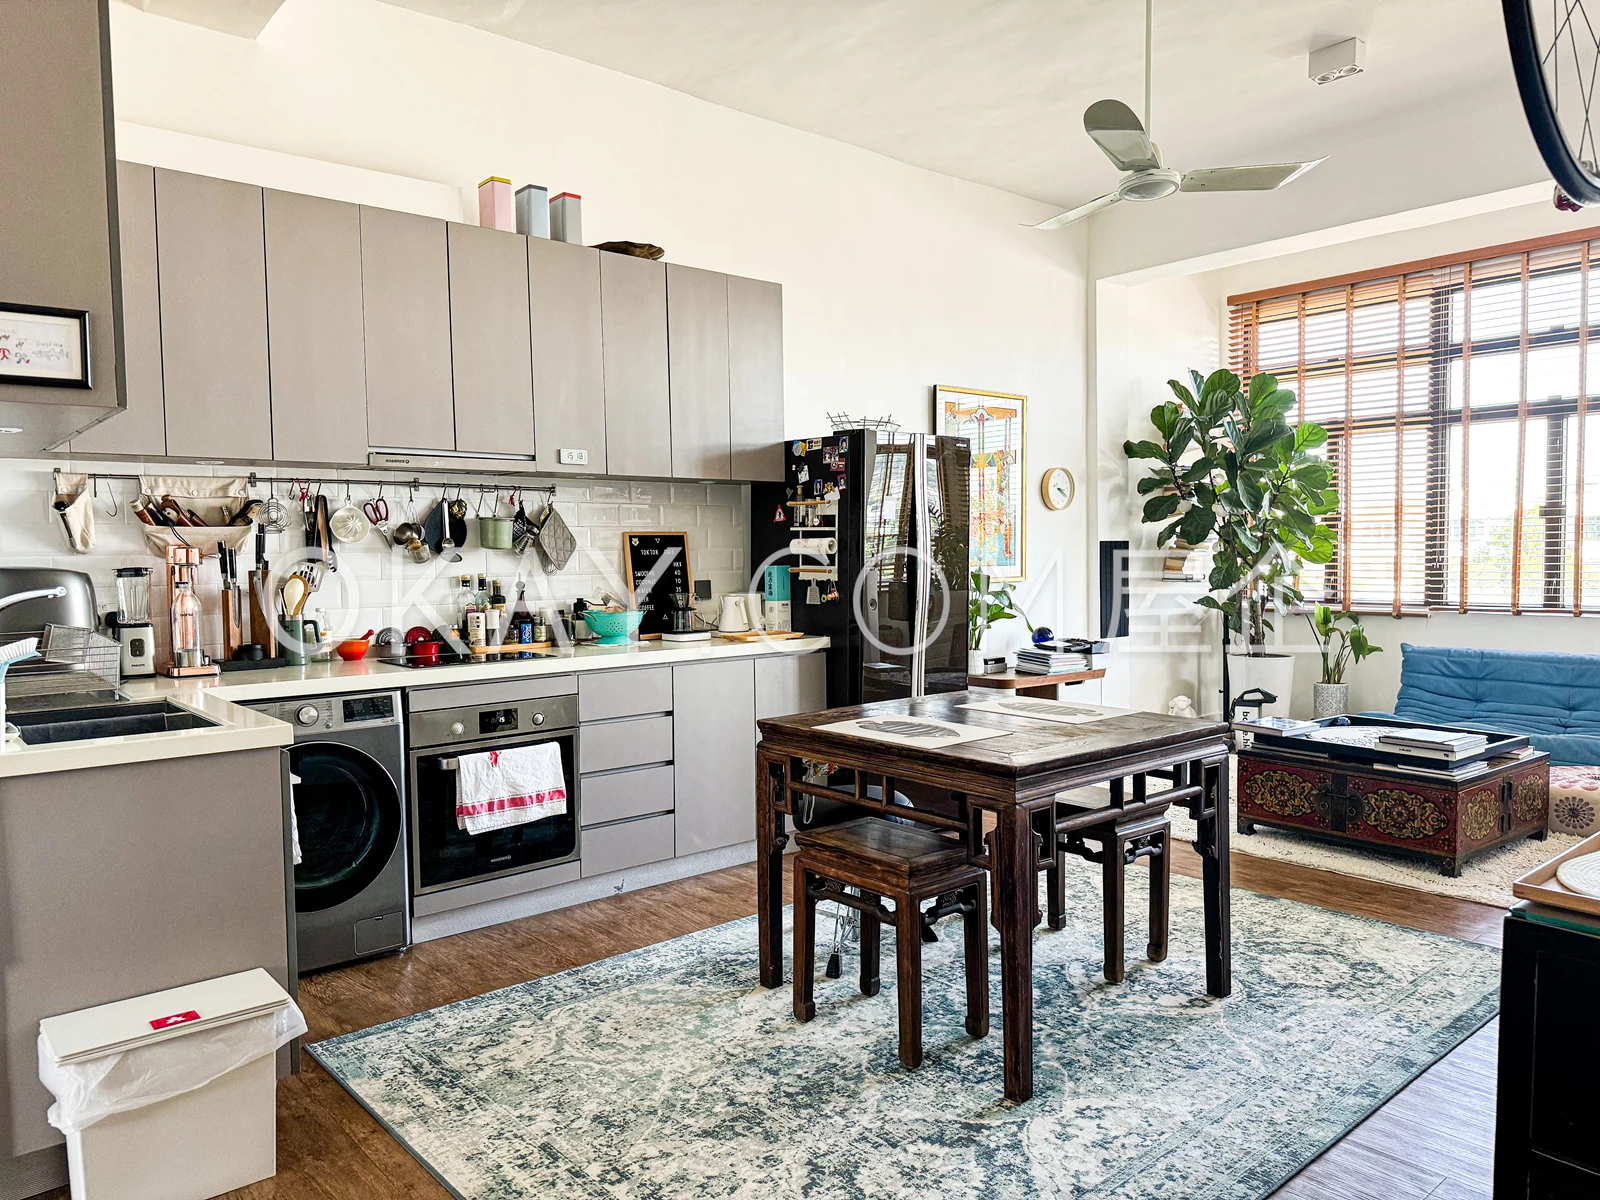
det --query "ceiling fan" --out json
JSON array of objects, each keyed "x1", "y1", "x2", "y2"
[{"x1": 1031, "y1": 0, "x2": 1326, "y2": 230}]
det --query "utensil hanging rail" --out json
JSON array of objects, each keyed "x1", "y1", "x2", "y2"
[{"x1": 55, "y1": 468, "x2": 557, "y2": 498}]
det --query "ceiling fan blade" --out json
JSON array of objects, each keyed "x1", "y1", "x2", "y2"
[
  {"x1": 1083, "y1": 98, "x2": 1161, "y2": 172},
  {"x1": 1179, "y1": 157, "x2": 1327, "y2": 193},
  {"x1": 1028, "y1": 193, "x2": 1122, "y2": 231}
]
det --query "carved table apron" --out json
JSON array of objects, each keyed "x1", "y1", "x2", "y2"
[{"x1": 755, "y1": 692, "x2": 1232, "y2": 1104}]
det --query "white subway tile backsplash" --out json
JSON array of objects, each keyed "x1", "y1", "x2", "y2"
[
  {"x1": 1, "y1": 457, "x2": 750, "y2": 653},
  {"x1": 670, "y1": 483, "x2": 708, "y2": 505}
]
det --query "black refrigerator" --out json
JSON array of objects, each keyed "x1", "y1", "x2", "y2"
[{"x1": 752, "y1": 429, "x2": 970, "y2": 709}]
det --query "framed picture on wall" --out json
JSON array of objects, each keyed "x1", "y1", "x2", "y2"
[
  {"x1": 0, "y1": 304, "x2": 91, "y2": 388},
  {"x1": 935, "y1": 385, "x2": 1026, "y2": 582}
]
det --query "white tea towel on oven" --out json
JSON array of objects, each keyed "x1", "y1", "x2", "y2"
[{"x1": 455, "y1": 744, "x2": 568, "y2": 835}]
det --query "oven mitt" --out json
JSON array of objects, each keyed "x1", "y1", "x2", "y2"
[{"x1": 51, "y1": 478, "x2": 94, "y2": 554}]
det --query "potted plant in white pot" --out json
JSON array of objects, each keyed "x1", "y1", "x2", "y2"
[
  {"x1": 1125, "y1": 369, "x2": 1338, "y2": 717},
  {"x1": 968, "y1": 570, "x2": 1030, "y2": 675},
  {"x1": 1304, "y1": 604, "x2": 1381, "y2": 717}
]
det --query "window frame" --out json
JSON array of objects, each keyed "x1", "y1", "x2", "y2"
[{"x1": 1228, "y1": 224, "x2": 1600, "y2": 617}]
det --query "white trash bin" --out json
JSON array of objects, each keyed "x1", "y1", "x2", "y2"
[{"x1": 38, "y1": 968, "x2": 305, "y2": 1200}]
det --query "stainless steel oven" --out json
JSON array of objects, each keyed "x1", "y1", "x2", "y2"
[{"x1": 407, "y1": 679, "x2": 579, "y2": 896}]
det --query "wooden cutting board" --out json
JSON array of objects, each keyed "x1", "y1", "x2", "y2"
[{"x1": 716, "y1": 630, "x2": 805, "y2": 642}]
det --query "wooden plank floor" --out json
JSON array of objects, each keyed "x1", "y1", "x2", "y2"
[{"x1": 35, "y1": 845, "x2": 1504, "y2": 1199}]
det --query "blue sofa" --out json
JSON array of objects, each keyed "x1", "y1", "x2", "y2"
[{"x1": 1386, "y1": 643, "x2": 1600, "y2": 768}]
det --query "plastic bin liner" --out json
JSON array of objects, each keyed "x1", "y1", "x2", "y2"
[{"x1": 38, "y1": 1000, "x2": 305, "y2": 1136}]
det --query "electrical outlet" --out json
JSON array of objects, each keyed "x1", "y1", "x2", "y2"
[{"x1": 557, "y1": 448, "x2": 588, "y2": 466}]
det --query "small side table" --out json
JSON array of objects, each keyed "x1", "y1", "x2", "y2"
[
  {"x1": 967, "y1": 668, "x2": 1105, "y2": 699},
  {"x1": 1496, "y1": 901, "x2": 1600, "y2": 1196}
]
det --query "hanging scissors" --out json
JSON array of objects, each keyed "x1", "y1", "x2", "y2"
[{"x1": 363, "y1": 494, "x2": 390, "y2": 525}]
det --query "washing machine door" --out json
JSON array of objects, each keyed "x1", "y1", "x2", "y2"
[{"x1": 290, "y1": 742, "x2": 402, "y2": 914}]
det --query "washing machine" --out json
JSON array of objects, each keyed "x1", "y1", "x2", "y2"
[{"x1": 246, "y1": 690, "x2": 409, "y2": 973}]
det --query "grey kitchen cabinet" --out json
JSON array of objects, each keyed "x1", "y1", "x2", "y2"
[
  {"x1": 674, "y1": 659, "x2": 756, "y2": 855},
  {"x1": 360, "y1": 206, "x2": 455, "y2": 453},
  {"x1": 155, "y1": 169, "x2": 272, "y2": 461},
  {"x1": 528, "y1": 237, "x2": 606, "y2": 474},
  {"x1": 578, "y1": 666, "x2": 673, "y2": 722},
  {"x1": 754, "y1": 652, "x2": 827, "y2": 726},
  {"x1": 601, "y1": 254, "x2": 672, "y2": 478},
  {"x1": 73, "y1": 161, "x2": 166, "y2": 457},
  {"x1": 727, "y1": 274, "x2": 785, "y2": 482},
  {"x1": 666, "y1": 264, "x2": 732, "y2": 480},
  {"x1": 264, "y1": 190, "x2": 368, "y2": 465},
  {"x1": 580, "y1": 813, "x2": 676, "y2": 878},
  {"x1": 581, "y1": 764, "x2": 675, "y2": 827},
  {"x1": 448, "y1": 222, "x2": 535, "y2": 457}
]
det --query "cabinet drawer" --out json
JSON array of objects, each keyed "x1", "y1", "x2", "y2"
[
  {"x1": 581, "y1": 765, "x2": 674, "y2": 827},
  {"x1": 579, "y1": 667, "x2": 673, "y2": 721},
  {"x1": 579, "y1": 714, "x2": 673, "y2": 774},
  {"x1": 580, "y1": 814, "x2": 675, "y2": 878}
]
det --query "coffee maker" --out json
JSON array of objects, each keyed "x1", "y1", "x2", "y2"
[
  {"x1": 108, "y1": 567, "x2": 156, "y2": 678},
  {"x1": 661, "y1": 591, "x2": 709, "y2": 642}
]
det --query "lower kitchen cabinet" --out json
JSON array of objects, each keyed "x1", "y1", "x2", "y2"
[
  {"x1": 674, "y1": 659, "x2": 756, "y2": 855},
  {"x1": 580, "y1": 714, "x2": 673, "y2": 774},
  {"x1": 755, "y1": 651, "x2": 827, "y2": 723},
  {"x1": 581, "y1": 813, "x2": 676, "y2": 878},
  {"x1": 581, "y1": 764, "x2": 674, "y2": 827}
]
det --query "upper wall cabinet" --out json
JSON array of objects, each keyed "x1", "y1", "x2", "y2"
[
  {"x1": 601, "y1": 254, "x2": 672, "y2": 479},
  {"x1": 264, "y1": 190, "x2": 368, "y2": 465},
  {"x1": 155, "y1": 169, "x2": 272, "y2": 462},
  {"x1": 667, "y1": 265, "x2": 732, "y2": 481},
  {"x1": 727, "y1": 274, "x2": 785, "y2": 482},
  {"x1": 73, "y1": 162, "x2": 166, "y2": 457},
  {"x1": 528, "y1": 238, "x2": 606, "y2": 475},
  {"x1": 448, "y1": 223, "x2": 534, "y2": 458},
  {"x1": 361, "y1": 206, "x2": 455, "y2": 454}
]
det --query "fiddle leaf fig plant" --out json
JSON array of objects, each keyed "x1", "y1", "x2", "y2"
[{"x1": 1124, "y1": 369, "x2": 1340, "y2": 650}]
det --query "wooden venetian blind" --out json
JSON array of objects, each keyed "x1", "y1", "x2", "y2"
[{"x1": 1229, "y1": 226, "x2": 1600, "y2": 616}]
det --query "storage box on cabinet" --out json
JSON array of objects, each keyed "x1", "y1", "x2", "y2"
[
  {"x1": 578, "y1": 667, "x2": 673, "y2": 722},
  {"x1": 580, "y1": 813, "x2": 676, "y2": 878},
  {"x1": 579, "y1": 714, "x2": 673, "y2": 774}
]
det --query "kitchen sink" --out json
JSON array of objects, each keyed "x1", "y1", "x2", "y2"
[{"x1": 10, "y1": 699, "x2": 220, "y2": 745}]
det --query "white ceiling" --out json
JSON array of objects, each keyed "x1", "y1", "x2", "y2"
[{"x1": 372, "y1": 0, "x2": 1516, "y2": 210}]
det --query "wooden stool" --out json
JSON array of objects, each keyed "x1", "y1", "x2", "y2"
[
  {"x1": 793, "y1": 817, "x2": 989, "y2": 1070},
  {"x1": 1047, "y1": 806, "x2": 1172, "y2": 984}
]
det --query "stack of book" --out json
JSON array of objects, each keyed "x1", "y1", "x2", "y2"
[
  {"x1": 1014, "y1": 646, "x2": 1091, "y2": 675},
  {"x1": 1375, "y1": 728, "x2": 1490, "y2": 762}
]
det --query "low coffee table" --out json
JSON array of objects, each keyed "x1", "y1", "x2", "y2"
[{"x1": 1237, "y1": 716, "x2": 1550, "y2": 876}]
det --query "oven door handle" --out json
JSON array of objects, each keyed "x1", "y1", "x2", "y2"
[{"x1": 436, "y1": 758, "x2": 459, "y2": 771}]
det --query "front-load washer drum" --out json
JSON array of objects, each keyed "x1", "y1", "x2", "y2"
[{"x1": 290, "y1": 743, "x2": 402, "y2": 914}]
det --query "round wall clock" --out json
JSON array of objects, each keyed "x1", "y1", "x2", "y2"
[{"x1": 1041, "y1": 467, "x2": 1075, "y2": 511}]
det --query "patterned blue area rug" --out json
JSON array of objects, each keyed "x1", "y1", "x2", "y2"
[{"x1": 309, "y1": 872, "x2": 1499, "y2": 1200}]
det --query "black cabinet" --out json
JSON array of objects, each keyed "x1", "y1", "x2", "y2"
[{"x1": 1497, "y1": 904, "x2": 1600, "y2": 1198}]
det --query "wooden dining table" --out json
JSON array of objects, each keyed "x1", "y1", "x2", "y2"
[{"x1": 755, "y1": 692, "x2": 1233, "y2": 1103}]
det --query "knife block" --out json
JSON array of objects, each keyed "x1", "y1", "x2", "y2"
[
  {"x1": 248, "y1": 570, "x2": 276, "y2": 657},
  {"x1": 222, "y1": 588, "x2": 243, "y2": 662}
]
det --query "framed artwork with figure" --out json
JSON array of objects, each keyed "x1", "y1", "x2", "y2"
[{"x1": 936, "y1": 385, "x2": 1025, "y2": 582}]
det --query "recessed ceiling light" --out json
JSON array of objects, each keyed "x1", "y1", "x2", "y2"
[
  {"x1": 1309, "y1": 37, "x2": 1366, "y2": 85},
  {"x1": 0, "y1": 427, "x2": 23, "y2": 435}
]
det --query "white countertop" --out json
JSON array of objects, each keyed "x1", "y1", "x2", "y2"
[{"x1": 0, "y1": 635, "x2": 829, "y2": 780}]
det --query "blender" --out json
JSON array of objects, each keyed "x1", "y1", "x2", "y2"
[{"x1": 111, "y1": 567, "x2": 156, "y2": 677}]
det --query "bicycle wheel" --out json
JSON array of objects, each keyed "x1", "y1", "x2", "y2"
[{"x1": 1505, "y1": 0, "x2": 1600, "y2": 204}]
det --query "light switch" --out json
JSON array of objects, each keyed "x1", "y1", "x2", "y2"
[{"x1": 558, "y1": 448, "x2": 588, "y2": 466}]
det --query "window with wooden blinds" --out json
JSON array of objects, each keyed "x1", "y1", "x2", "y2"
[{"x1": 1228, "y1": 226, "x2": 1600, "y2": 616}]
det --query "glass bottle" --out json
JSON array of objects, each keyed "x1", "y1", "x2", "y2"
[{"x1": 169, "y1": 577, "x2": 201, "y2": 666}]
